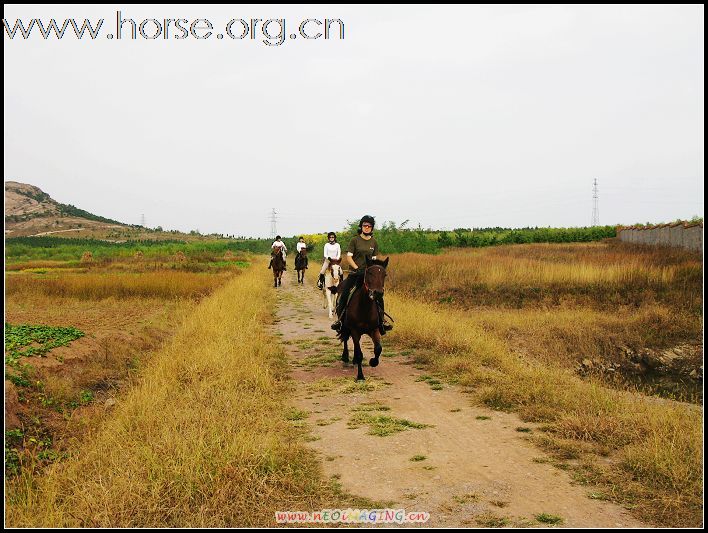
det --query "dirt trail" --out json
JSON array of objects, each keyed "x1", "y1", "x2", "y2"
[{"x1": 272, "y1": 271, "x2": 647, "y2": 528}]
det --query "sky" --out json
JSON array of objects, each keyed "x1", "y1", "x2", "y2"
[{"x1": 4, "y1": 4, "x2": 704, "y2": 237}]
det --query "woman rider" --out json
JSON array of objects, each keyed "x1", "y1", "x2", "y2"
[
  {"x1": 267, "y1": 235, "x2": 287, "y2": 270},
  {"x1": 317, "y1": 231, "x2": 342, "y2": 289},
  {"x1": 331, "y1": 215, "x2": 392, "y2": 335}
]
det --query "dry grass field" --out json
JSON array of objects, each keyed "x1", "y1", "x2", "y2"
[
  {"x1": 385, "y1": 241, "x2": 703, "y2": 526},
  {"x1": 389, "y1": 242, "x2": 702, "y2": 399},
  {"x1": 5, "y1": 263, "x2": 344, "y2": 527},
  {"x1": 4, "y1": 255, "x2": 247, "y2": 510},
  {"x1": 4, "y1": 241, "x2": 703, "y2": 527}
]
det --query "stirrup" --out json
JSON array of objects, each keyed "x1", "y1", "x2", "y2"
[{"x1": 331, "y1": 320, "x2": 341, "y2": 331}]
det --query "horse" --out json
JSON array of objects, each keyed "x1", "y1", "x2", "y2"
[
  {"x1": 337, "y1": 257, "x2": 389, "y2": 381},
  {"x1": 322, "y1": 258, "x2": 343, "y2": 318},
  {"x1": 295, "y1": 249, "x2": 308, "y2": 284},
  {"x1": 271, "y1": 246, "x2": 285, "y2": 287}
]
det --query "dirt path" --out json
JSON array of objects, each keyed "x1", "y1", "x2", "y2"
[{"x1": 272, "y1": 271, "x2": 647, "y2": 527}]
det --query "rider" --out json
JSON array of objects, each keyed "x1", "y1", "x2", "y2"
[
  {"x1": 317, "y1": 232, "x2": 341, "y2": 289},
  {"x1": 296, "y1": 237, "x2": 308, "y2": 270},
  {"x1": 330, "y1": 215, "x2": 393, "y2": 335},
  {"x1": 267, "y1": 235, "x2": 287, "y2": 270},
  {"x1": 296, "y1": 236, "x2": 307, "y2": 254}
]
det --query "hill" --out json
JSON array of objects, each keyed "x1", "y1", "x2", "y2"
[{"x1": 4, "y1": 181, "x2": 128, "y2": 238}]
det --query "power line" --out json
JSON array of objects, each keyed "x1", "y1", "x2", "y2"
[{"x1": 269, "y1": 208, "x2": 278, "y2": 239}]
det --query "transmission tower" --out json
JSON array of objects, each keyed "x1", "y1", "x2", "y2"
[
  {"x1": 140, "y1": 213, "x2": 146, "y2": 227},
  {"x1": 269, "y1": 208, "x2": 278, "y2": 239},
  {"x1": 591, "y1": 179, "x2": 599, "y2": 226}
]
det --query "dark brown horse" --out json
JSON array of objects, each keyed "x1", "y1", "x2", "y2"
[
  {"x1": 272, "y1": 246, "x2": 285, "y2": 287},
  {"x1": 295, "y1": 249, "x2": 308, "y2": 284},
  {"x1": 338, "y1": 257, "x2": 389, "y2": 381}
]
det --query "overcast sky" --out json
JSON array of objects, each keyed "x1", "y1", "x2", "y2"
[{"x1": 4, "y1": 4, "x2": 704, "y2": 237}]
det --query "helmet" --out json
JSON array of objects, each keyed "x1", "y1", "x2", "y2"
[
  {"x1": 358, "y1": 215, "x2": 375, "y2": 232},
  {"x1": 275, "y1": 235, "x2": 281, "y2": 240}
]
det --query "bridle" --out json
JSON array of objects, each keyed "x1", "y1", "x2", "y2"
[
  {"x1": 363, "y1": 264, "x2": 385, "y2": 294},
  {"x1": 327, "y1": 261, "x2": 342, "y2": 280}
]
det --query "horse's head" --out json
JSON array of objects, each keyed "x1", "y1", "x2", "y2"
[
  {"x1": 331, "y1": 263, "x2": 343, "y2": 282},
  {"x1": 364, "y1": 256, "x2": 389, "y2": 300},
  {"x1": 327, "y1": 258, "x2": 343, "y2": 281}
]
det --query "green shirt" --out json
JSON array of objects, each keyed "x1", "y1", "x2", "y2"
[{"x1": 347, "y1": 235, "x2": 379, "y2": 272}]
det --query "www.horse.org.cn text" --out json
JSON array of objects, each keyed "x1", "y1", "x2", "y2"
[{"x1": 3, "y1": 11, "x2": 345, "y2": 46}]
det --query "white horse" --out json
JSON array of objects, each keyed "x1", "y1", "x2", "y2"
[{"x1": 322, "y1": 258, "x2": 343, "y2": 318}]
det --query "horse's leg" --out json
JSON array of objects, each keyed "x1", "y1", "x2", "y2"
[
  {"x1": 340, "y1": 330, "x2": 350, "y2": 364},
  {"x1": 369, "y1": 329, "x2": 382, "y2": 368},
  {"x1": 352, "y1": 332, "x2": 365, "y2": 381}
]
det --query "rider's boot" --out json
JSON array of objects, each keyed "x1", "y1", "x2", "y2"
[
  {"x1": 379, "y1": 321, "x2": 393, "y2": 335},
  {"x1": 317, "y1": 273, "x2": 325, "y2": 289},
  {"x1": 377, "y1": 297, "x2": 393, "y2": 335},
  {"x1": 267, "y1": 258, "x2": 272, "y2": 269},
  {"x1": 331, "y1": 307, "x2": 344, "y2": 331}
]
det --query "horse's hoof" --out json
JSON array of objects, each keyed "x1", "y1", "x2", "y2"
[
  {"x1": 356, "y1": 376, "x2": 365, "y2": 382},
  {"x1": 369, "y1": 357, "x2": 379, "y2": 367}
]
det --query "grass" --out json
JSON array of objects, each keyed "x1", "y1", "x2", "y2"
[
  {"x1": 5, "y1": 270, "x2": 232, "y2": 299},
  {"x1": 285, "y1": 408, "x2": 309, "y2": 421},
  {"x1": 347, "y1": 412, "x2": 431, "y2": 437},
  {"x1": 391, "y1": 242, "x2": 701, "y2": 310},
  {"x1": 535, "y1": 513, "x2": 564, "y2": 525},
  {"x1": 307, "y1": 377, "x2": 390, "y2": 395},
  {"x1": 452, "y1": 492, "x2": 479, "y2": 503},
  {"x1": 386, "y1": 286, "x2": 703, "y2": 526},
  {"x1": 389, "y1": 243, "x2": 702, "y2": 402},
  {"x1": 5, "y1": 286, "x2": 197, "y2": 480},
  {"x1": 475, "y1": 513, "x2": 510, "y2": 527},
  {"x1": 5, "y1": 266, "x2": 336, "y2": 527}
]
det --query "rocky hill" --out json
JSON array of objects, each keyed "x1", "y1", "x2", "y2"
[{"x1": 5, "y1": 181, "x2": 127, "y2": 238}]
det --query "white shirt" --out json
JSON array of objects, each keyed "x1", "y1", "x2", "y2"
[
  {"x1": 323, "y1": 242, "x2": 341, "y2": 260},
  {"x1": 272, "y1": 240, "x2": 287, "y2": 251},
  {"x1": 296, "y1": 242, "x2": 307, "y2": 252}
]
